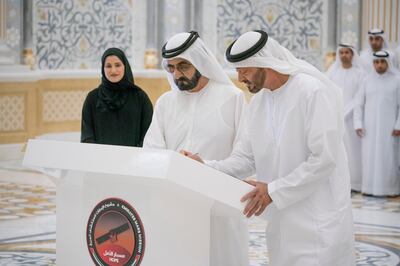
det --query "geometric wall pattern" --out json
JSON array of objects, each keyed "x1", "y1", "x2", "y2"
[
  {"x1": 0, "y1": 94, "x2": 25, "y2": 131},
  {"x1": 34, "y1": 0, "x2": 133, "y2": 70},
  {"x1": 42, "y1": 90, "x2": 88, "y2": 122},
  {"x1": 30, "y1": 0, "x2": 330, "y2": 70},
  {"x1": 216, "y1": 0, "x2": 325, "y2": 68}
]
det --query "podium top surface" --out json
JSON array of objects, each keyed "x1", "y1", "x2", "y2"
[
  {"x1": 23, "y1": 139, "x2": 259, "y2": 217},
  {"x1": 24, "y1": 139, "x2": 173, "y2": 178}
]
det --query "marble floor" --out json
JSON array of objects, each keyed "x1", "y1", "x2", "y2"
[{"x1": 0, "y1": 156, "x2": 399, "y2": 266}]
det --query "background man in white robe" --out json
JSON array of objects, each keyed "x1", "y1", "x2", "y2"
[
  {"x1": 354, "y1": 50, "x2": 400, "y2": 196},
  {"x1": 183, "y1": 30, "x2": 355, "y2": 266},
  {"x1": 327, "y1": 44, "x2": 365, "y2": 191},
  {"x1": 360, "y1": 28, "x2": 398, "y2": 72},
  {"x1": 143, "y1": 31, "x2": 249, "y2": 266}
]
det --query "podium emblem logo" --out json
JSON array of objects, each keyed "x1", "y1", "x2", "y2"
[{"x1": 86, "y1": 198, "x2": 145, "y2": 266}]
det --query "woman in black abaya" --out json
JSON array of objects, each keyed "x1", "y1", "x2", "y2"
[{"x1": 81, "y1": 48, "x2": 153, "y2": 146}]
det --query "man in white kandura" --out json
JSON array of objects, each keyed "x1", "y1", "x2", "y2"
[
  {"x1": 183, "y1": 30, "x2": 355, "y2": 266},
  {"x1": 354, "y1": 50, "x2": 400, "y2": 197},
  {"x1": 360, "y1": 28, "x2": 398, "y2": 72},
  {"x1": 327, "y1": 43, "x2": 365, "y2": 191},
  {"x1": 143, "y1": 31, "x2": 249, "y2": 266}
]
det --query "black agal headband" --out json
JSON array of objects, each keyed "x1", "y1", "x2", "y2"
[
  {"x1": 225, "y1": 30, "x2": 268, "y2": 63},
  {"x1": 368, "y1": 29, "x2": 384, "y2": 35},
  {"x1": 373, "y1": 50, "x2": 389, "y2": 58},
  {"x1": 338, "y1": 43, "x2": 354, "y2": 49},
  {"x1": 161, "y1": 31, "x2": 200, "y2": 59}
]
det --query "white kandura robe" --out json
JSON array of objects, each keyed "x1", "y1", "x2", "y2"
[
  {"x1": 353, "y1": 71, "x2": 400, "y2": 196},
  {"x1": 207, "y1": 73, "x2": 355, "y2": 266},
  {"x1": 327, "y1": 66, "x2": 364, "y2": 191},
  {"x1": 143, "y1": 80, "x2": 249, "y2": 266}
]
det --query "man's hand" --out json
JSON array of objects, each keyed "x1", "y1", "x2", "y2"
[
  {"x1": 355, "y1": 128, "x2": 365, "y2": 138},
  {"x1": 392, "y1": 129, "x2": 400, "y2": 137},
  {"x1": 180, "y1": 150, "x2": 204, "y2": 163},
  {"x1": 241, "y1": 180, "x2": 272, "y2": 218}
]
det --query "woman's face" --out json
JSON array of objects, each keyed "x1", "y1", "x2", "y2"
[{"x1": 104, "y1": 55, "x2": 125, "y2": 83}]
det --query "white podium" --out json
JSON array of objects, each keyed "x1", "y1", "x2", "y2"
[{"x1": 23, "y1": 139, "x2": 259, "y2": 266}]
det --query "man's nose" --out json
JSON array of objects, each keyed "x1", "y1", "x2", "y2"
[{"x1": 173, "y1": 69, "x2": 184, "y2": 78}]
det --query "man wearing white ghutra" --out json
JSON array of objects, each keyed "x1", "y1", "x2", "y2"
[
  {"x1": 326, "y1": 43, "x2": 365, "y2": 192},
  {"x1": 354, "y1": 50, "x2": 400, "y2": 197},
  {"x1": 143, "y1": 31, "x2": 249, "y2": 266},
  {"x1": 184, "y1": 30, "x2": 355, "y2": 266}
]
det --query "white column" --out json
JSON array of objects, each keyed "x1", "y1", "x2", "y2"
[
  {"x1": 131, "y1": 0, "x2": 147, "y2": 69},
  {"x1": 0, "y1": 0, "x2": 14, "y2": 65},
  {"x1": 201, "y1": 0, "x2": 217, "y2": 55},
  {"x1": 336, "y1": 0, "x2": 361, "y2": 49},
  {"x1": 0, "y1": 0, "x2": 29, "y2": 71}
]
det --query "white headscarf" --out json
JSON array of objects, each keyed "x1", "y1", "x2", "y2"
[
  {"x1": 326, "y1": 44, "x2": 363, "y2": 75},
  {"x1": 364, "y1": 28, "x2": 389, "y2": 51},
  {"x1": 162, "y1": 32, "x2": 234, "y2": 90},
  {"x1": 225, "y1": 30, "x2": 345, "y2": 133},
  {"x1": 360, "y1": 28, "x2": 397, "y2": 71},
  {"x1": 225, "y1": 31, "x2": 342, "y2": 96},
  {"x1": 372, "y1": 50, "x2": 398, "y2": 75}
]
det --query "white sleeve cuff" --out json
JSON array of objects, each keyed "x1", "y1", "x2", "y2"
[
  {"x1": 353, "y1": 121, "x2": 363, "y2": 130},
  {"x1": 267, "y1": 181, "x2": 284, "y2": 210}
]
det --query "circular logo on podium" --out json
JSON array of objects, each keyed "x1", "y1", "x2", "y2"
[{"x1": 86, "y1": 198, "x2": 145, "y2": 266}]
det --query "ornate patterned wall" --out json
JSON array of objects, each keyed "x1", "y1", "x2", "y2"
[
  {"x1": 33, "y1": 0, "x2": 133, "y2": 70},
  {"x1": 30, "y1": 0, "x2": 335, "y2": 70},
  {"x1": 0, "y1": 94, "x2": 25, "y2": 131},
  {"x1": 42, "y1": 90, "x2": 88, "y2": 122},
  {"x1": 0, "y1": 76, "x2": 174, "y2": 144},
  {"x1": 216, "y1": 0, "x2": 325, "y2": 68}
]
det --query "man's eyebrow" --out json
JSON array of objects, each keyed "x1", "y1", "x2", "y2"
[
  {"x1": 167, "y1": 62, "x2": 189, "y2": 66},
  {"x1": 177, "y1": 62, "x2": 191, "y2": 66}
]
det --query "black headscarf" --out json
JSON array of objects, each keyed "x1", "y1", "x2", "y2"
[{"x1": 97, "y1": 48, "x2": 138, "y2": 111}]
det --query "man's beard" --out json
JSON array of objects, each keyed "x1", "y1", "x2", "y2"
[
  {"x1": 340, "y1": 58, "x2": 351, "y2": 65},
  {"x1": 371, "y1": 44, "x2": 382, "y2": 52},
  {"x1": 246, "y1": 82, "x2": 262, "y2": 94},
  {"x1": 247, "y1": 68, "x2": 265, "y2": 94},
  {"x1": 174, "y1": 70, "x2": 202, "y2": 91},
  {"x1": 375, "y1": 68, "x2": 387, "y2": 74}
]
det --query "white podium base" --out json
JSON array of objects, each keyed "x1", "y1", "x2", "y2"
[{"x1": 57, "y1": 171, "x2": 213, "y2": 266}]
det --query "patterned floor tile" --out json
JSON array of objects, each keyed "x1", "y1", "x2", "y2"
[{"x1": 0, "y1": 182, "x2": 56, "y2": 221}]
